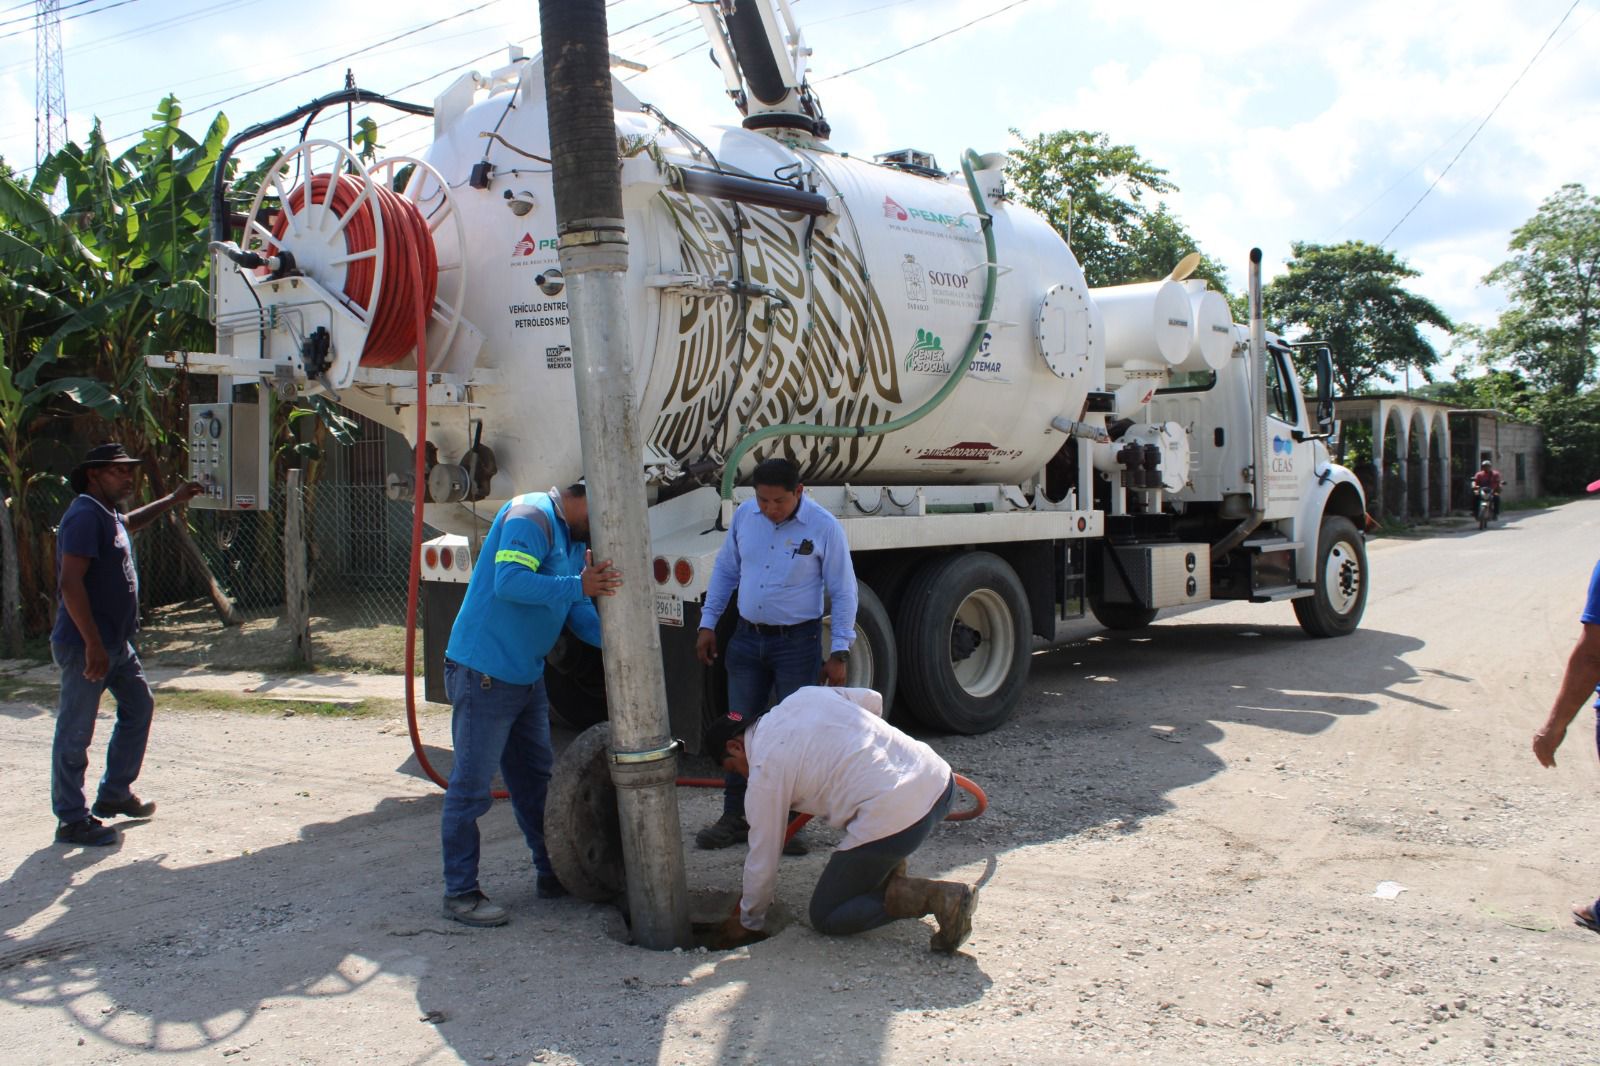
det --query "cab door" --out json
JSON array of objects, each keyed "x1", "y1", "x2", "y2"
[{"x1": 1260, "y1": 343, "x2": 1310, "y2": 521}]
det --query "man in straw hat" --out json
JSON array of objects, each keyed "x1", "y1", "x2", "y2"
[{"x1": 50, "y1": 443, "x2": 202, "y2": 847}]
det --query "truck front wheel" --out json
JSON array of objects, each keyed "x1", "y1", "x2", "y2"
[
  {"x1": 1293, "y1": 515, "x2": 1368, "y2": 638},
  {"x1": 895, "y1": 552, "x2": 1031, "y2": 735}
]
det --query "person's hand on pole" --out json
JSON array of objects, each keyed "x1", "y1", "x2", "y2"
[{"x1": 581, "y1": 549, "x2": 623, "y2": 597}]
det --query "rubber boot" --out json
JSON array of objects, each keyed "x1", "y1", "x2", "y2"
[{"x1": 883, "y1": 869, "x2": 978, "y2": 954}]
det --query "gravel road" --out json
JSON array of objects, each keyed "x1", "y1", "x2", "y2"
[{"x1": 3, "y1": 501, "x2": 1598, "y2": 1065}]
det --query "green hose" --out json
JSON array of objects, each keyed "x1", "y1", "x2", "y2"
[{"x1": 718, "y1": 148, "x2": 1000, "y2": 500}]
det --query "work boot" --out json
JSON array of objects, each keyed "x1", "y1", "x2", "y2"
[
  {"x1": 883, "y1": 869, "x2": 978, "y2": 954},
  {"x1": 92, "y1": 794, "x2": 156, "y2": 819},
  {"x1": 696, "y1": 812, "x2": 749, "y2": 850},
  {"x1": 54, "y1": 817, "x2": 118, "y2": 847},
  {"x1": 442, "y1": 889, "x2": 509, "y2": 927}
]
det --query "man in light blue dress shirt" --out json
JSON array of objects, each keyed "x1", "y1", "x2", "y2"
[{"x1": 695, "y1": 457, "x2": 858, "y2": 850}]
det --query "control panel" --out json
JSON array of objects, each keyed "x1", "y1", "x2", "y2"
[{"x1": 187, "y1": 403, "x2": 268, "y2": 511}]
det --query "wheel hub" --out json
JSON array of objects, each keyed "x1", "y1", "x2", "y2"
[{"x1": 950, "y1": 620, "x2": 983, "y2": 662}]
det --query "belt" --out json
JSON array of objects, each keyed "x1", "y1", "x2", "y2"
[{"x1": 739, "y1": 617, "x2": 820, "y2": 636}]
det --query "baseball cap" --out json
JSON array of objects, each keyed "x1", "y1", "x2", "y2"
[{"x1": 704, "y1": 710, "x2": 754, "y2": 761}]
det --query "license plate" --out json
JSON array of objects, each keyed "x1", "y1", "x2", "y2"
[{"x1": 654, "y1": 592, "x2": 684, "y2": 627}]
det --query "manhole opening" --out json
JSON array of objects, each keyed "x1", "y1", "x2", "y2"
[{"x1": 601, "y1": 888, "x2": 795, "y2": 951}]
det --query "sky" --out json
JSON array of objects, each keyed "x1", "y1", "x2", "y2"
[{"x1": 1, "y1": 0, "x2": 1597, "y2": 384}]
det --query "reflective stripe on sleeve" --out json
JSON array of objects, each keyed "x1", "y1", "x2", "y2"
[{"x1": 495, "y1": 549, "x2": 541, "y2": 572}]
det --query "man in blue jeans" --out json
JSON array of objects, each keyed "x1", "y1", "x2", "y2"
[
  {"x1": 51, "y1": 443, "x2": 202, "y2": 847},
  {"x1": 440, "y1": 483, "x2": 621, "y2": 927},
  {"x1": 1532, "y1": 517, "x2": 1600, "y2": 934},
  {"x1": 695, "y1": 457, "x2": 858, "y2": 851},
  {"x1": 704, "y1": 686, "x2": 978, "y2": 954}
]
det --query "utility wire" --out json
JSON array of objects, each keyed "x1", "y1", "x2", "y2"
[
  {"x1": 817, "y1": 0, "x2": 1040, "y2": 81},
  {"x1": 0, "y1": 0, "x2": 143, "y2": 42},
  {"x1": 1379, "y1": 0, "x2": 1582, "y2": 246},
  {"x1": 0, "y1": 0, "x2": 112, "y2": 33}
]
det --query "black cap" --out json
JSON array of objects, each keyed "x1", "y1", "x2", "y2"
[{"x1": 704, "y1": 710, "x2": 755, "y2": 762}]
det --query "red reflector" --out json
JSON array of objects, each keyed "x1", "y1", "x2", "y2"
[
  {"x1": 673, "y1": 559, "x2": 693, "y2": 586},
  {"x1": 424, "y1": 546, "x2": 439, "y2": 569},
  {"x1": 440, "y1": 547, "x2": 454, "y2": 570},
  {"x1": 653, "y1": 557, "x2": 670, "y2": 585}
]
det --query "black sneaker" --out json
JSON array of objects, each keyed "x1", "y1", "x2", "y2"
[
  {"x1": 55, "y1": 818, "x2": 118, "y2": 847},
  {"x1": 536, "y1": 874, "x2": 568, "y2": 900},
  {"x1": 92, "y1": 795, "x2": 156, "y2": 819},
  {"x1": 695, "y1": 812, "x2": 749, "y2": 850}
]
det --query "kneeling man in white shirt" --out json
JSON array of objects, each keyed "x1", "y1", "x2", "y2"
[{"x1": 706, "y1": 685, "x2": 979, "y2": 953}]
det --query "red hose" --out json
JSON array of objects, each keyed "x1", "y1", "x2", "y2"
[{"x1": 270, "y1": 174, "x2": 438, "y2": 367}]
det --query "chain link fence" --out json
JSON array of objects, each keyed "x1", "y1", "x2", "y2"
[{"x1": 138, "y1": 475, "x2": 441, "y2": 673}]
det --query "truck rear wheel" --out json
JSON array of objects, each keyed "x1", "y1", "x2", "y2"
[
  {"x1": 824, "y1": 582, "x2": 898, "y2": 716},
  {"x1": 544, "y1": 635, "x2": 608, "y2": 730},
  {"x1": 895, "y1": 552, "x2": 1030, "y2": 735},
  {"x1": 544, "y1": 722, "x2": 625, "y2": 903},
  {"x1": 1293, "y1": 515, "x2": 1367, "y2": 638}
]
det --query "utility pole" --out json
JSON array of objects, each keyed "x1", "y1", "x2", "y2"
[
  {"x1": 538, "y1": 0, "x2": 691, "y2": 950},
  {"x1": 35, "y1": 0, "x2": 67, "y2": 164}
]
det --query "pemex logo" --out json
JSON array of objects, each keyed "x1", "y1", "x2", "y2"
[
  {"x1": 882, "y1": 196, "x2": 909, "y2": 221},
  {"x1": 513, "y1": 232, "x2": 538, "y2": 257}
]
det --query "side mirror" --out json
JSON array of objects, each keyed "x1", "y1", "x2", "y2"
[{"x1": 1314, "y1": 346, "x2": 1335, "y2": 433}]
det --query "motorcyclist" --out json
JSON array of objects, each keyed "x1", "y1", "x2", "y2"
[{"x1": 1472, "y1": 460, "x2": 1503, "y2": 518}]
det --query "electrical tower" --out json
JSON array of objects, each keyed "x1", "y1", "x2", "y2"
[{"x1": 35, "y1": 0, "x2": 66, "y2": 164}]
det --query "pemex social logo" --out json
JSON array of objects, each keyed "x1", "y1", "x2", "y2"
[
  {"x1": 904, "y1": 327, "x2": 951, "y2": 374},
  {"x1": 513, "y1": 233, "x2": 539, "y2": 257},
  {"x1": 882, "y1": 196, "x2": 909, "y2": 221}
]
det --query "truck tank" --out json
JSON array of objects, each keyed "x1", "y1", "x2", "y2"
[{"x1": 314, "y1": 58, "x2": 1111, "y2": 532}]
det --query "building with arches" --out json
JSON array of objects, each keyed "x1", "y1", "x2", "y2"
[{"x1": 1330, "y1": 395, "x2": 1542, "y2": 521}]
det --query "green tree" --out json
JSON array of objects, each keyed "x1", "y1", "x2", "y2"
[
  {"x1": 1481, "y1": 183, "x2": 1600, "y2": 394},
  {"x1": 1265, "y1": 241, "x2": 1452, "y2": 396},
  {"x1": 0, "y1": 96, "x2": 239, "y2": 632},
  {"x1": 1006, "y1": 129, "x2": 1227, "y2": 289}
]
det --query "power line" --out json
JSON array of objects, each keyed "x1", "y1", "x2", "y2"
[
  {"x1": 817, "y1": 0, "x2": 1040, "y2": 82},
  {"x1": 0, "y1": 0, "x2": 143, "y2": 42},
  {"x1": 0, "y1": 0, "x2": 104, "y2": 33},
  {"x1": 1379, "y1": 0, "x2": 1582, "y2": 246}
]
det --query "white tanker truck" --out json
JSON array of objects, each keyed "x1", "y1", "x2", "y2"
[{"x1": 167, "y1": 0, "x2": 1368, "y2": 741}]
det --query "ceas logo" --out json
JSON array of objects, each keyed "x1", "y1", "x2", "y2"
[
  {"x1": 1270, "y1": 435, "x2": 1295, "y2": 473},
  {"x1": 882, "y1": 196, "x2": 909, "y2": 221},
  {"x1": 513, "y1": 233, "x2": 539, "y2": 257}
]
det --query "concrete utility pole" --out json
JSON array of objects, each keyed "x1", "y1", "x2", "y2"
[{"x1": 538, "y1": 0, "x2": 691, "y2": 950}]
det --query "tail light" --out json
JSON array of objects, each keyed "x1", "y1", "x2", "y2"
[
  {"x1": 673, "y1": 558, "x2": 694, "y2": 586},
  {"x1": 653, "y1": 557, "x2": 670, "y2": 585}
]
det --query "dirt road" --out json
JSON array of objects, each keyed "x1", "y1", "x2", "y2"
[{"x1": 3, "y1": 502, "x2": 1599, "y2": 1064}]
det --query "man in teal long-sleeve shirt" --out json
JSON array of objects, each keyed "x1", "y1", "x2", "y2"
[{"x1": 440, "y1": 482, "x2": 622, "y2": 927}]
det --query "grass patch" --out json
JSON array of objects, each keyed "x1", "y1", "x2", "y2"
[
  {"x1": 1504, "y1": 495, "x2": 1579, "y2": 512},
  {"x1": 151, "y1": 690, "x2": 402, "y2": 717}
]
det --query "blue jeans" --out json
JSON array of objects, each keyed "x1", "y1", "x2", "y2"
[
  {"x1": 810, "y1": 776, "x2": 956, "y2": 936},
  {"x1": 723, "y1": 619, "x2": 822, "y2": 816},
  {"x1": 51, "y1": 641, "x2": 154, "y2": 824},
  {"x1": 440, "y1": 661, "x2": 556, "y2": 896}
]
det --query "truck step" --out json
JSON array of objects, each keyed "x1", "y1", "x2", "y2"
[
  {"x1": 1249, "y1": 585, "x2": 1313, "y2": 603},
  {"x1": 1239, "y1": 538, "x2": 1303, "y2": 553}
]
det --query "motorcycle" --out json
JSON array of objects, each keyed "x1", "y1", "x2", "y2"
[{"x1": 1474, "y1": 484, "x2": 1497, "y2": 530}]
